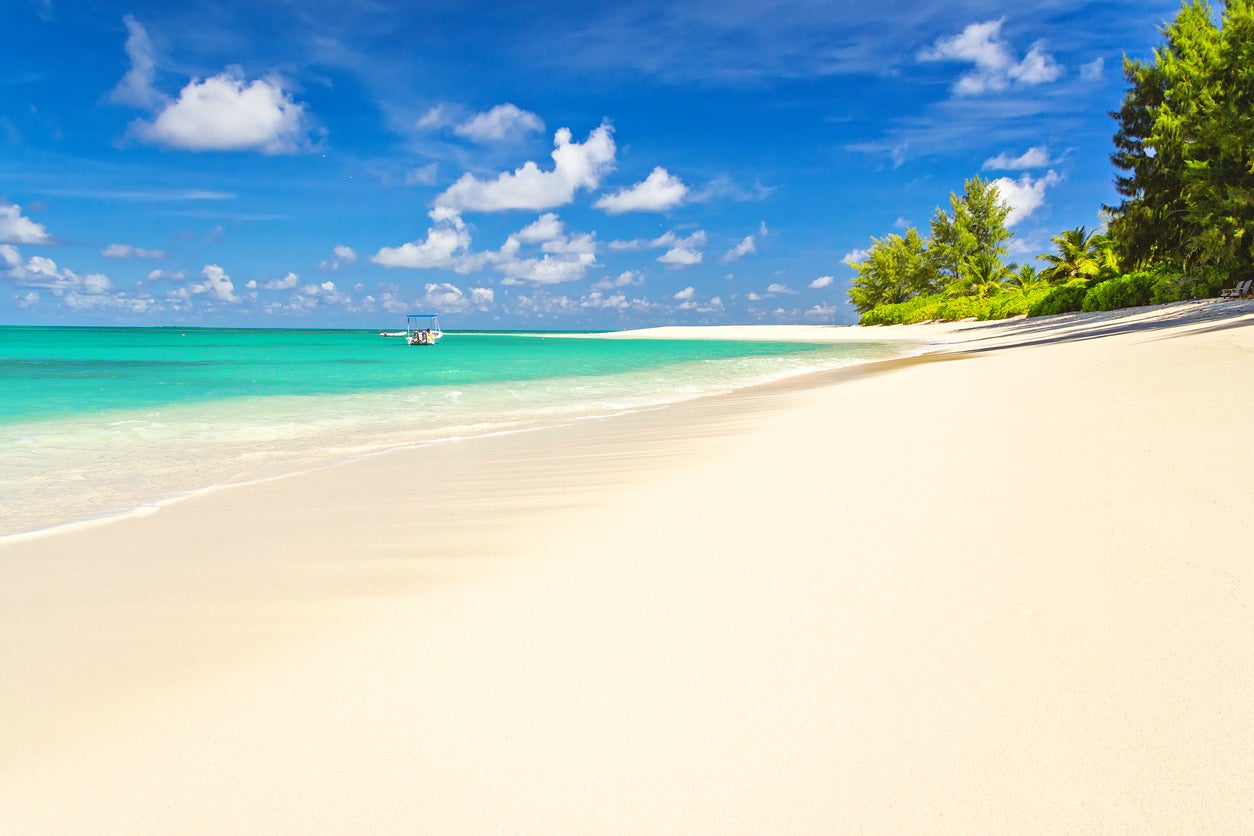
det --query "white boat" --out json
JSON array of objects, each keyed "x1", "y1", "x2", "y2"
[
  {"x1": 378, "y1": 331, "x2": 406, "y2": 337},
  {"x1": 405, "y1": 313, "x2": 443, "y2": 346}
]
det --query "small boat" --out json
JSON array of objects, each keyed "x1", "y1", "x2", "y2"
[
  {"x1": 379, "y1": 331, "x2": 407, "y2": 337},
  {"x1": 405, "y1": 313, "x2": 443, "y2": 346}
]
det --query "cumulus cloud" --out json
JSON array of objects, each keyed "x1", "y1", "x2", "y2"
[
  {"x1": 499, "y1": 252, "x2": 596, "y2": 285},
  {"x1": 992, "y1": 170, "x2": 1062, "y2": 226},
  {"x1": 0, "y1": 202, "x2": 51, "y2": 244},
  {"x1": 1, "y1": 245, "x2": 113, "y2": 294},
  {"x1": 435, "y1": 124, "x2": 615, "y2": 212},
  {"x1": 102, "y1": 242, "x2": 165, "y2": 259},
  {"x1": 766, "y1": 282, "x2": 794, "y2": 294},
  {"x1": 320, "y1": 244, "x2": 357, "y2": 272},
  {"x1": 983, "y1": 145, "x2": 1051, "y2": 170},
  {"x1": 721, "y1": 235, "x2": 756, "y2": 263},
  {"x1": 515, "y1": 212, "x2": 565, "y2": 244},
  {"x1": 185, "y1": 263, "x2": 239, "y2": 302},
  {"x1": 808, "y1": 275, "x2": 834, "y2": 289},
  {"x1": 594, "y1": 167, "x2": 688, "y2": 214},
  {"x1": 261, "y1": 271, "x2": 299, "y2": 290},
  {"x1": 843, "y1": 248, "x2": 870, "y2": 266},
  {"x1": 131, "y1": 67, "x2": 311, "y2": 153},
  {"x1": 804, "y1": 303, "x2": 840, "y2": 321},
  {"x1": 144, "y1": 268, "x2": 185, "y2": 282},
  {"x1": 454, "y1": 103, "x2": 544, "y2": 143},
  {"x1": 109, "y1": 15, "x2": 164, "y2": 109},
  {"x1": 417, "y1": 282, "x2": 495, "y2": 312},
  {"x1": 373, "y1": 212, "x2": 474, "y2": 269},
  {"x1": 654, "y1": 230, "x2": 706, "y2": 267},
  {"x1": 920, "y1": 19, "x2": 1061, "y2": 95},
  {"x1": 673, "y1": 286, "x2": 696, "y2": 300}
]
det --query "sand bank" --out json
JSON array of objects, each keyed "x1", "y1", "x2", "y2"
[{"x1": 2, "y1": 302, "x2": 1253, "y2": 832}]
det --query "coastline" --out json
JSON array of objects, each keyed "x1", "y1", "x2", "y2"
[{"x1": 2, "y1": 300, "x2": 1253, "y2": 831}]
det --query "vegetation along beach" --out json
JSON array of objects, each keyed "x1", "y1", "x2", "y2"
[{"x1": 3, "y1": 0, "x2": 1253, "y2": 832}]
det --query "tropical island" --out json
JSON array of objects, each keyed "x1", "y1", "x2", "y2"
[{"x1": 849, "y1": 0, "x2": 1254, "y2": 325}]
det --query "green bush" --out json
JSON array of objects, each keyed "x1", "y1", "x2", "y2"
[
  {"x1": 1027, "y1": 283, "x2": 1088, "y2": 317},
  {"x1": 1082, "y1": 273, "x2": 1154, "y2": 311},
  {"x1": 860, "y1": 287, "x2": 1051, "y2": 325}
]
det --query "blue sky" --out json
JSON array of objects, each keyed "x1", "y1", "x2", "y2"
[{"x1": 2, "y1": 0, "x2": 1181, "y2": 328}]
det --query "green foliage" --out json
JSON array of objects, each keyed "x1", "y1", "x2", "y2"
[
  {"x1": 847, "y1": 227, "x2": 937, "y2": 314},
  {"x1": 1038, "y1": 226, "x2": 1115, "y2": 285},
  {"x1": 860, "y1": 287, "x2": 1051, "y2": 325},
  {"x1": 1081, "y1": 273, "x2": 1158, "y2": 311},
  {"x1": 1027, "y1": 283, "x2": 1090, "y2": 317},
  {"x1": 928, "y1": 176, "x2": 1012, "y2": 287},
  {"x1": 1106, "y1": 0, "x2": 1254, "y2": 280},
  {"x1": 847, "y1": 175, "x2": 1013, "y2": 317}
]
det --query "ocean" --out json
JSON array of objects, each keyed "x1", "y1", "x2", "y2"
[{"x1": 0, "y1": 326, "x2": 907, "y2": 538}]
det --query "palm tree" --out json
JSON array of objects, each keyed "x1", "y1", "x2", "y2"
[
  {"x1": 1038, "y1": 226, "x2": 1104, "y2": 285},
  {"x1": 952, "y1": 252, "x2": 1011, "y2": 298},
  {"x1": 1007, "y1": 263, "x2": 1047, "y2": 296}
]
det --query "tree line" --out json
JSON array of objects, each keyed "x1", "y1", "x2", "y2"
[{"x1": 849, "y1": 0, "x2": 1253, "y2": 325}]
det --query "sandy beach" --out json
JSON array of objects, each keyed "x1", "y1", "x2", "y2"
[{"x1": 2, "y1": 301, "x2": 1253, "y2": 832}]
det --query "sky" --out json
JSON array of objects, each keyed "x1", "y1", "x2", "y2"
[{"x1": 1, "y1": 0, "x2": 1183, "y2": 328}]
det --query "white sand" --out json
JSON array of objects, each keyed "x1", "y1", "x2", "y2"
[{"x1": 2, "y1": 301, "x2": 1253, "y2": 832}]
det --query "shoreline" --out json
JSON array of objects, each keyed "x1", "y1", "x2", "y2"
[
  {"x1": 0, "y1": 336, "x2": 921, "y2": 541},
  {"x1": 2, "y1": 300, "x2": 1253, "y2": 831}
]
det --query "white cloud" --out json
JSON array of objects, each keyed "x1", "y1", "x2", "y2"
[
  {"x1": 1081, "y1": 57, "x2": 1105, "y2": 81},
  {"x1": 418, "y1": 282, "x2": 495, "y2": 312},
  {"x1": 499, "y1": 251, "x2": 596, "y2": 285},
  {"x1": 594, "y1": 166, "x2": 688, "y2": 214},
  {"x1": 454, "y1": 103, "x2": 544, "y2": 143},
  {"x1": 843, "y1": 248, "x2": 870, "y2": 266},
  {"x1": 804, "y1": 303, "x2": 840, "y2": 321},
  {"x1": 0, "y1": 202, "x2": 51, "y2": 244},
  {"x1": 262, "y1": 271, "x2": 299, "y2": 290},
  {"x1": 721, "y1": 235, "x2": 756, "y2": 263},
  {"x1": 592, "y1": 270, "x2": 643, "y2": 291},
  {"x1": 435, "y1": 124, "x2": 615, "y2": 212},
  {"x1": 131, "y1": 67, "x2": 311, "y2": 153},
  {"x1": 766, "y1": 282, "x2": 794, "y2": 294},
  {"x1": 515, "y1": 212, "x2": 565, "y2": 244},
  {"x1": 920, "y1": 19, "x2": 1061, "y2": 95},
  {"x1": 373, "y1": 213, "x2": 473, "y2": 269},
  {"x1": 416, "y1": 104, "x2": 452, "y2": 130},
  {"x1": 654, "y1": 229, "x2": 706, "y2": 267},
  {"x1": 674, "y1": 286, "x2": 696, "y2": 300},
  {"x1": 110, "y1": 15, "x2": 164, "y2": 109},
  {"x1": 144, "y1": 268, "x2": 185, "y2": 282},
  {"x1": 187, "y1": 264, "x2": 239, "y2": 302},
  {"x1": 0, "y1": 244, "x2": 21, "y2": 269},
  {"x1": 102, "y1": 242, "x2": 165, "y2": 259},
  {"x1": 808, "y1": 275, "x2": 834, "y2": 289},
  {"x1": 320, "y1": 244, "x2": 357, "y2": 273},
  {"x1": 993, "y1": 170, "x2": 1062, "y2": 226},
  {"x1": 983, "y1": 145, "x2": 1051, "y2": 170},
  {"x1": 1, "y1": 246, "x2": 114, "y2": 294}
]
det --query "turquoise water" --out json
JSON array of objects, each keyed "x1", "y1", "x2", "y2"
[{"x1": 0, "y1": 326, "x2": 907, "y2": 537}]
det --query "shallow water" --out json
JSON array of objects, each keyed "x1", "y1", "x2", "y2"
[{"x1": 0, "y1": 327, "x2": 906, "y2": 536}]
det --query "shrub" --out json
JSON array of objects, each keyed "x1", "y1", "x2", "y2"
[
  {"x1": 1082, "y1": 272, "x2": 1155, "y2": 311},
  {"x1": 860, "y1": 287, "x2": 1051, "y2": 325},
  {"x1": 1027, "y1": 283, "x2": 1088, "y2": 317}
]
